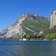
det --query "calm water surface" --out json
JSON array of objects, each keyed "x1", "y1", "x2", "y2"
[{"x1": 0, "y1": 41, "x2": 56, "y2": 56}]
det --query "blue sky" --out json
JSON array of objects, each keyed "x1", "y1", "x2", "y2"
[{"x1": 0, "y1": 0, "x2": 56, "y2": 31}]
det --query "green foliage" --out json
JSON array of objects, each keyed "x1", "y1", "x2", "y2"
[
  {"x1": 45, "y1": 33, "x2": 56, "y2": 40},
  {"x1": 22, "y1": 18, "x2": 49, "y2": 36},
  {"x1": 42, "y1": 26, "x2": 56, "y2": 36}
]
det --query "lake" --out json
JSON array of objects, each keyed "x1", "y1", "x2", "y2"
[{"x1": 0, "y1": 41, "x2": 56, "y2": 56}]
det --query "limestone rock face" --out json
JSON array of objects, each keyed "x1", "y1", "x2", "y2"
[
  {"x1": 50, "y1": 9, "x2": 56, "y2": 29},
  {"x1": 0, "y1": 14, "x2": 28, "y2": 38}
]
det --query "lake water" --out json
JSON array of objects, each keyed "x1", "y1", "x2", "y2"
[{"x1": 0, "y1": 41, "x2": 56, "y2": 56}]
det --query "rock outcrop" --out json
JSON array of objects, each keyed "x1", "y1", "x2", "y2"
[{"x1": 50, "y1": 9, "x2": 56, "y2": 29}]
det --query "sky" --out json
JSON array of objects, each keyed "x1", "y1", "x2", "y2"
[{"x1": 0, "y1": 0, "x2": 56, "y2": 31}]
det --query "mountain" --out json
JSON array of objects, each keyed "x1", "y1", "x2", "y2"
[
  {"x1": 22, "y1": 14, "x2": 50, "y2": 36},
  {"x1": 0, "y1": 14, "x2": 50, "y2": 38}
]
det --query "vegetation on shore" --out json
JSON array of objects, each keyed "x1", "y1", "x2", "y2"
[{"x1": 0, "y1": 33, "x2": 56, "y2": 41}]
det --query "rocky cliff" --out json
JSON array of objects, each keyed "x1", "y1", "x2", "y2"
[{"x1": 50, "y1": 9, "x2": 56, "y2": 29}]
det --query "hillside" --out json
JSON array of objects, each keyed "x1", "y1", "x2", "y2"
[
  {"x1": 22, "y1": 14, "x2": 49, "y2": 36},
  {"x1": 43, "y1": 26, "x2": 56, "y2": 40},
  {"x1": 42, "y1": 26, "x2": 56, "y2": 36}
]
